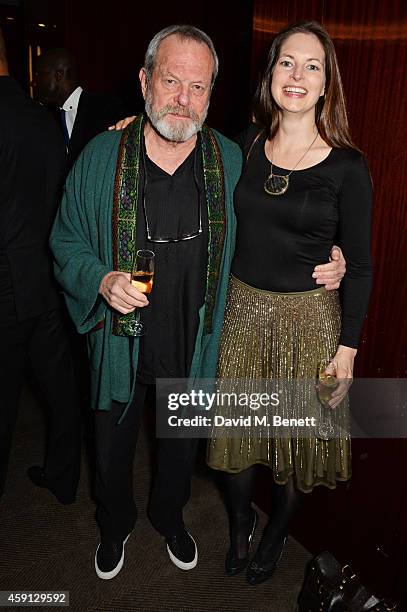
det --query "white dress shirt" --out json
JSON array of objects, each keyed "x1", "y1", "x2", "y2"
[{"x1": 61, "y1": 86, "x2": 83, "y2": 138}]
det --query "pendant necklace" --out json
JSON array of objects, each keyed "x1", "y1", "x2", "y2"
[{"x1": 264, "y1": 131, "x2": 319, "y2": 196}]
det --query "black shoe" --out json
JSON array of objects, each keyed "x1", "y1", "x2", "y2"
[
  {"x1": 166, "y1": 528, "x2": 198, "y2": 570},
  {"x1": 27, "y1": 466, "x2": 75, "y2": 505},
  {"x1": 225, "y1": 509, "x2": 258, "y2": 576},
  {"x1": 95, "y1": 532, "x2": 132, "y2": 580},
  {"x1": 246, "y1": 535, "x2": 287, "y2": 585}
]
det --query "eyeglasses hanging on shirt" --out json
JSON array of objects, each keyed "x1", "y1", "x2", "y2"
[{"x1": 141, "y1": 134, "x2": 203, "y2": 243}]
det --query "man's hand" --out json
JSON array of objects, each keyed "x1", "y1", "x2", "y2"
[
  {"x1": 108, "y1": 116, "x2": 136, "y2": 131},
  {"x1": 312, "y1": 245, "x2": 346, "y2": 290},
  {"x1": 99, "y1": 271, "x2": 148, "y2": 314}
]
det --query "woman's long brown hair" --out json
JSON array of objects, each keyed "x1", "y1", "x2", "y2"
[{"x1": 253, "y1": 21, "x2": 356, "y2": 149}]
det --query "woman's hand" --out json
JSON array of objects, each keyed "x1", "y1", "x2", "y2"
[
  {"x1": 108, "y1": 116, "x2": 136, "y2": 131},
  {"x1": 328, "y1": 345, "x2": 356, "y2": 379},
  {"x1": 325, "y1": 345, "x2": 356, "y2": 408}
]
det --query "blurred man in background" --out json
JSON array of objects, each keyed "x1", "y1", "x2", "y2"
[
  {"x1": 0, "y1": 29, "x2": 80, "y2": 504},
  {"x1": 32, "y1": 47, "x2": 125, "y2": 170}
]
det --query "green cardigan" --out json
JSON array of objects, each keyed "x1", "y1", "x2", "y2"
[{"x1": 50, "y1": 128, "x2": 242, "y2": 412}]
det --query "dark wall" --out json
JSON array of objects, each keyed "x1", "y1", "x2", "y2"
[
  {"x1": 1, "y1": 0, "x2": 65, "y2": 93},
  {"x1": 0, "y1": 2, "x2": 25, "y2": 84}
]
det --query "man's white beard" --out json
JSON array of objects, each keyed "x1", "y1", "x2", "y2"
[{"x1": 145, "y1": 92, "x2": 208, "y2": 142}]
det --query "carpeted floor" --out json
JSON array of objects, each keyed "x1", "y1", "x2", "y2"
[{"x1": 0, "y1": 387, "x2": 311, "y2": 611}]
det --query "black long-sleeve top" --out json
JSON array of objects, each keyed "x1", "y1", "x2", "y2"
[{"x1": 232, "y1": 128, "x2": 373, "y2": 348}]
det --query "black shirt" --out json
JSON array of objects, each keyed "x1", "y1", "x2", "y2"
[
  {"x1": 232, "y1": 128, "x2": 373, "y2": 348},
  {"x1": 136, "y1": 137, "x2": 208, "y2": 382}
]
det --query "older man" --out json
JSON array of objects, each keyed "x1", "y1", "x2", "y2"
[{"x1": 50, "y1": 25, "x2": 344, "y2": 579}]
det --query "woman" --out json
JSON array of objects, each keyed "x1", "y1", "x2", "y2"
[{"x1": 206, "y1": 21, "x2": 373, "y2": 585}]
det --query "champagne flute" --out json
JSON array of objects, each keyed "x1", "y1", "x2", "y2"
[
  {"x1": 316, "y1": 359, "x2": 338, "y2": 440},
  {"x1": 318, "y1": 359, "x2": 338, "y2": 400},
  {"x1": 129, "y1": 249, "x2": 155, "y2": 337}
]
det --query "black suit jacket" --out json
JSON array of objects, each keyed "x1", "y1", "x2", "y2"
[
  {"x1": 0, "y1": 77, "x2": 66, "y2": 323},
  {"x1": 67, "y1": 90, "x2": 125, "y2": 170}
]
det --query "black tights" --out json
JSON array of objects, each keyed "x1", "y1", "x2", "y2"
[{"x1": 222, "y1": 467, "x2": 303, "y2": 561}]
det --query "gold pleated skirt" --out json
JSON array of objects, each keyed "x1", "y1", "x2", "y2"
[{"x1": 206, "y1": 275, "x2": 351, "y2": 493}]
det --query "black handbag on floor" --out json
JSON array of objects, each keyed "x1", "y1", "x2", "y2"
[{"x1": 297, "y1": 551, "x2": 397, "y2": 611}]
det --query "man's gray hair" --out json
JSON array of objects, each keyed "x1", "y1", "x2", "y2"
[{"x1": 144, "y1": 24, "x2": 219, "y2": 86}]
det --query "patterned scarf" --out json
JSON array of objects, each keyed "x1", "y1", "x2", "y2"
[{"x1": 112, "y1": 114, "x2": 226, "y2": 336}]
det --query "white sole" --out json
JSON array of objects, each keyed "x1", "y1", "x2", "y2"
[
  {"x1": 95, "y1": 533, "x2": 131, "y2": 580},
  {"x1": 166, "y1": 533, "x2": 198, "y2": 570}
]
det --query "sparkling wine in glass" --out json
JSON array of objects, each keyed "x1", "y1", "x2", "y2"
[
  {"x1": 316, "y1": 359, "x2": 338, "y2": 441},
  {"x1": 319, "y1": 357, "x2": 338, "y2": 383},
  {"x1": 129, "y1": 249, "x2": 155, "y2": 337}
]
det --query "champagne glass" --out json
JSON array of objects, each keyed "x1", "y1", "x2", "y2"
[
  {"x1": 318, "y1": 359, "x2": 338, "y2": 401},
  {"x1": 316, "y1": 359, "x2": 338, "y2": 441},
  {"x1": 129, "y1": 249, "x2": 155, "y2": 337}
]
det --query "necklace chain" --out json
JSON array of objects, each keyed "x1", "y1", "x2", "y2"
[{"x1": 264, "y1": 131, "x2": 319, "y2": 196}]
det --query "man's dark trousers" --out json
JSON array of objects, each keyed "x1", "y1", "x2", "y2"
[
  {"x1": 94, "y1": 382, "x2": 198, "y2": 540},
  {"x1": 0, "y1": 308, "x2": 81, "y2": 501}
]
